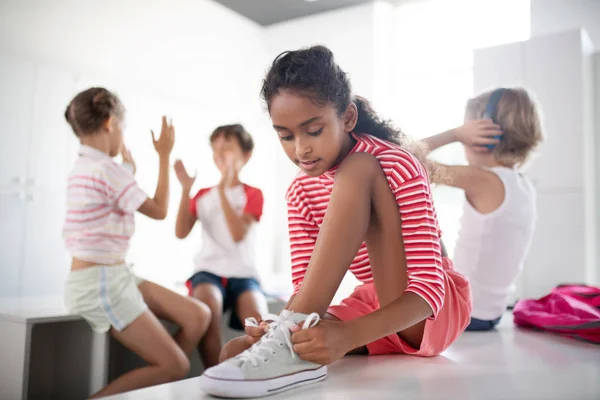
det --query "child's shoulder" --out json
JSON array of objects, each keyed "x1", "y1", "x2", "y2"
[
  {"x1": 191, "y1": 186, "x2": 215, "y2": 202},
  {"x1": 241, "y1": 183, "x2": 263, "y2": 198},
  {"x1": 360, "y1": 135, "x2": 426, "y2": 182},
  {"x1": 70, "y1": 156, "x2": 109, "y2": 180},
  {"x1": 285, "y1": 172, "x2": 318, "y2": 204},
  {"x1": 76, "y1": 155, "x2": 136, "y2": 180}
]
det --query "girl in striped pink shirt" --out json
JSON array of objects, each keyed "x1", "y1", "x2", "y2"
[
  {"x1": 63, "y1": 88, "x2": 210, "y2": 398},
  {"x1": 200, "y1": 46, "x2": 471, "y2": 398}
]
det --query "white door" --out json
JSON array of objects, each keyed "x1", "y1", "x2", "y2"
[
  {"x1": 0, "y1": 52, "x2": 36, "y2": 298},
  {"x1": 21, "y1": 191, "x2": 71, "y2": 297},
  {"x1": 0, "y1": 194, "x2": 27, "y2": 298},
  {"x1": 28, "y1": 64, "x2": 79, "y2": 191},
  {"x1": 20, "y1": 65, "x2": 78, "y2": 297},
  {"x1": 0, "y1": 53, "x2": 36, "y2": 189}
]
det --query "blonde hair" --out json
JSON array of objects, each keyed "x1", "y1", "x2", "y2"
[{"x1": 465, "y1": 87, "x2": 544, "y2": 167}]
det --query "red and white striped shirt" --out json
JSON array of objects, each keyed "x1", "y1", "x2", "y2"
[
  {"x1": 63, "y1": 145, "x2": 148, "y2": 265},
  {"x1": 286, "y1": 133, "x2": 445, "y2": 318}
]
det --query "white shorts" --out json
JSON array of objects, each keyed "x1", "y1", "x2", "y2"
[{"x1": 65, "y1": 264, "x2": 148, "y2": 333}]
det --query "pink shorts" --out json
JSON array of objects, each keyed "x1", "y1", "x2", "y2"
[{"x1": 327, "y1": 257, "x2": 472, "y2": 357}]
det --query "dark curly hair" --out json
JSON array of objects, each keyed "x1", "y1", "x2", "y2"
[
  {"x1": 65, "y1": 87, "x2": 124, "y2": 137},
  {"x1": 261, "y1": 45, "x2": 406, "y2": 145},
  {"x1": 260, "y1": 45, "x2": 435, "y2": 178}
]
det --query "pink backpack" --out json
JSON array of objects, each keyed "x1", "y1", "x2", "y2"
[{"x1": 513, "y1": 284, "x2": 600, "y2": 344}]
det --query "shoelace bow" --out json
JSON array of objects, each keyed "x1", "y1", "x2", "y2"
[{"x1": 237, "y1": 310, "x2": 320, "y2": 367}]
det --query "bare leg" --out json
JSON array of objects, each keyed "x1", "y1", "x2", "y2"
[
  {"x1": 191, "y1": 283, "x2": 224, "y2": 368},
  {"x1": 219, "y1": 336, "x2": 251, "y2": 363},
  {"x1": 288, "y1": 152, "x2": 425, "y2": 349},
  {"x1": 236, "y1": 290, "x2": 268, "y2": 323},
  {"x1": 138, "y1": 281, "x2": 211, "y2": 356},
  {"x1": 216, "y1": 291, "x2": 268, "y2": 364},
  {"x1": 90, "y1": 312, "x2": 190, "y2": 398}
]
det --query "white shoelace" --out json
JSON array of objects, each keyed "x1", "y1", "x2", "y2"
[{"x1": 237, "y1": 310, "x2": 320, "y2": 367}]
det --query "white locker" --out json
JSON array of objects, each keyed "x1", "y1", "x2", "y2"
[
  {"x1": 473, "y1": 29, "x2": 596, "y2": 300},
  {"x1": 0, "y1": 52, "x2": 77, "y2": 298}
]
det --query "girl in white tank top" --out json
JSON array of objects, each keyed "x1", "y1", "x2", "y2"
[{"x1": 423, "y1": 87, "x2": 544, "y2": 330}]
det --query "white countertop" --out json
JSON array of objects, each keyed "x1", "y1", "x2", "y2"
[
  {"x1": 103, "y1": 314, "x2": 600, "y2": 400},
  {"x1": 0, "y1": 297, "x2": 81, "y2": 324}
]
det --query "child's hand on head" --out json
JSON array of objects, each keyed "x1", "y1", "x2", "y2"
[
  {"x1": 245, "y1": 320, "x2": 269, "y2": 345},
  {"x1": 454, "y1": 119, "x2": 502, "y2": 152},
  {"x1": 174, "y1": 160, "x2": 196, "y2": 191},
  {"x1": 121, "y1": 146, "x2": 136, "y2": 174},
  {"x1": 151, "y1": 116, "x2": 175, "y2": 157}
]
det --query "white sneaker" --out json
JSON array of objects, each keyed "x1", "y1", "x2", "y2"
[{"x1": 199, "y1": 310, "x2": 327, "y2": 398}]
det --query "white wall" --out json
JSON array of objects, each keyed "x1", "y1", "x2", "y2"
[
  {"x1": 531, "y1": 0, "x2": 600, "y2": 47},
  {"x1": 473, "y1": 29, "x2": 597, "y2": 298},
  {"x1": 0, "y1": 0, "x2": 276, "y2": 297},
  {"x1": 264, "y1": 3, "x2": 378, "y2": 100},
  {"x1": 2, "y1": 0, "x2": 588, "y2": 301},
  {"x1": 594, "y1": 52, "x2": 600, "y2": 285},
  {"x1": 261, "y1": 0, "x2": 532, "y2": 299},
  {"x1": 530, "y1": 0, "x2": 600, "y2": 285},
  {"x1": 262, "y1": 2, "x2": 384, "y2": 298}
]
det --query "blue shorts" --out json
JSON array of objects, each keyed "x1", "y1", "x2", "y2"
[
  {"x1": 187, "y1": 271, "x2": 262, "y2": 331},
  {"x1": 465, "y1": 316, "x2": 502, "y2": 331}
]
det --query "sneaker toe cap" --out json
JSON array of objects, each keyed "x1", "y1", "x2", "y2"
[{"x1": 204, "y1": 361, "x2": 245, "y2": 380}]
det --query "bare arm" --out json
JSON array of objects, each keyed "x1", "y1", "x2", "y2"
[
  {"x1": 137, "y1": 117, "x2": 175, "y2": 220},
  {"x1": 435, "y1": 163, "x2": 505, "y2": 214},
  {"x1": 285, "y1": 295, "x2": 296, "y2": 309},
  {"x1": 138, "y1": 155, "x2": 170, "y2": 220},
  {"x1": 173, "y1": 160, "x2": 196, "y2": 238},
  {"x1": 175, "y1": 187, "x2": 196, "y2": 238},
  {"x1": 422, "y1": 129, "x2": 457, "y2": 153},
  {"x1": 345, "y1": 292, "x2": 433, "y2": 350},
  {"x1": 422, "y1": 120, "x2": 503, "y2": 153},
  {"x1": 218, "y1": 186, "x2": 255, "y2": 243}
]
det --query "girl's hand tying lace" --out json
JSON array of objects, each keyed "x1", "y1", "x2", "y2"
[
  {"x1": 290, "y1": 319, "x2": 352, "y2": 365},
  {"x1": 244, "y1": 319, "x2": 269, "y2": 345}
]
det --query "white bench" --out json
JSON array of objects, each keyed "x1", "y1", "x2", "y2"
[{"x1": 0, "y1": 296, "x2": 286, "y2": 400}]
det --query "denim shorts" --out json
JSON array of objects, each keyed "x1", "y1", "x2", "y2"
[
  {"x1": 187, "y1": 271, "x2": 262, "y2": 330},
  {"x1": 465, "y1": 316, "x2": 502, "y2": 331}
]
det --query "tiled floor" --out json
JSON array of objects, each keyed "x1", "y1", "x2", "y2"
[{"x1": 106, "y1": 315, "x2": 600, "y2": 400}]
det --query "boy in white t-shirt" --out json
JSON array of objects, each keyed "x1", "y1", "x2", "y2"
[
  {"x1": 174, "y1": 124, "x2": 268, "y2": 367},
  {"x1": 423, "y1": 87, "x2": 544, "y2": 331}
]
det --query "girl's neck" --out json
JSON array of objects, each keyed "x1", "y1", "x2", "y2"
[
  {"x1": 81, "y1": 134, "x2": 111, "y2": 156},
  {"x1": 333, "y1": 132, "x2": 357, "y2": 167}
]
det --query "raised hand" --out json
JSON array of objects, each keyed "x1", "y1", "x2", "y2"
[
  {"x1": 121, "y1": 146, "x2": 136, "y2": 174},
  {"x1": 454, "y1": 119, "x2": 502, "y2": 151},
  {"x1": 151, "y1": 116, "x2": 175, "y2": 157},
  {"x1": 174, "y1": 159, "x2": 196, "y2": 191},
  {"x1": 218, "y1": 152, "x2": 236, "y2": 189}
]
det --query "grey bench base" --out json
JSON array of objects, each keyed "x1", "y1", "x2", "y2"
[
  {"x1": 108, "y1": 304, "x2": 285, "y2": 382},
  {"x1": 0, "y1": 298, "x2": 285, "y2": 400}
]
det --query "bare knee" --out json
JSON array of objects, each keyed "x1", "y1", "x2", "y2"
[
  {"x1": 192, "y1": 285, "x2": 223, "y2": 317},
  {"x1": 236, "y1": 290, "x2": 267, "y2": 321},
  {"x1": 219, "y1": 336, "x2": 250, "y2": 363},
  {"x1": 159, "y1": 348, "x2": 190, "y2": 381},
  {"x1": 182, "y1": 299, "x2": 212, "y2": 340}
]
